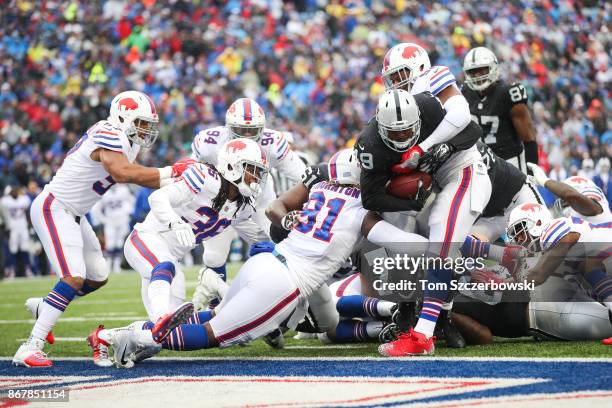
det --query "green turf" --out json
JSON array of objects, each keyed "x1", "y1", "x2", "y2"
[{"x1": 0, "y1": 265, "x2": 610, "y2": 358}]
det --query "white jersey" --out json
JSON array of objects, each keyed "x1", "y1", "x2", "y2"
[
  {"x1": 98, "y1": 184, "x2": 134, "y2": 226},
  {"x1": 541, "y1": 216, "x2": 611, "y2": 254},
  {"x1": 564, "y1": 177, "x2": 611, "y2": 224},
  {"x1": 276, "y1": 181, "x2": 369, "y2": 297},
  {"x1": 1, "y1": 194, "x2": 30, "y2": 230},
  {"x1": 46, "y1": 120, "x2": 140, "y2": 216},
  {"x1": 136, "y1": 163, "x2": 254, "y2": 258},
  {"x1": 191, "y1": 126, "x2": 306, "y2": 187},
  {"x1": 411, "y1": 65, "x2": 481, "y2": 182}
]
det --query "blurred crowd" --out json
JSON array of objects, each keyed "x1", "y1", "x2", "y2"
[{"x1": 0, "y1": 1, "x2": 610, "y2": 276}]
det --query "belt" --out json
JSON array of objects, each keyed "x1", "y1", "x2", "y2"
[
  {"x1": 47, "y1": 191, "x2": 80, "y2": 223},
  {"x1": 272, "y1": 249, "x2": 287, "y2": 267}
]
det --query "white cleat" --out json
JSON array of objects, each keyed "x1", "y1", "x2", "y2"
[
  {"x1": 13, "y1": 337, "x2": 52, "y2": 367},
  {"x1": 193, "y1": 267, "x2": 228, "y2": 310},
  {"x1": 110, "y1": 329, "x2": 160, "y2": 368},
  {"x1": 25, "y1": 298, "x2": 55, "y2": 344}
]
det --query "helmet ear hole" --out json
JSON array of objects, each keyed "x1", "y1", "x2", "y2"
[{"x1": 119, "y1": 117, "x2": 124, "y2": 123}]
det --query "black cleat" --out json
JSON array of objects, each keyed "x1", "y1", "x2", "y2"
[
  {"x1": 378, "y1": 322, "x2": 400, "y2": 344},
  {"x1": 263, "y1": 328, "x2": 285, "y2": 349},
  {"x1": 391, "y1": 302, "x2": 418, "y2": 332},
  {"x1": 435, "y1": 309, "x2": 466, "y2": 348}
]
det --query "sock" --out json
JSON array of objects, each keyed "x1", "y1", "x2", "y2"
[
  {"x1": 186, "y1": 311, "x2": 214, "y2": 324},
  {"x1": 460, "y1": 235, "x2": 491, "y2": 259},
  {"x1": 148, "y1": 262, "x2": 176, "y2": 320},
  {"x1": 334, "y1": 320, "x2": 385, "y2": 342},
  {"x1": 336, "y1": 296, "x2": 395, "y2": 319},
  {"x1": 31, "y1": 281, "x2": 77, "y2": 341},
  {"x1": 212, "y1": 265, "x2": 227, "y2": 281},
  {"x1": 414, "y1": 268, "x2": 452, "y2": 338},
  {"x1": 162, "y1": 324, "x2": 209, "y2": 351},
  {"x1": 585, "y1": 268, "x2": 612, "y2": 311},
  {"x1": 77, "y1": 282, "x2": 99, "y2": 297}
]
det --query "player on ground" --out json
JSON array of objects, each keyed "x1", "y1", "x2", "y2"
[
  {"x1": 12, "y1": 90, "x2": 191, "y2": 368},
  {"x1": 462, "y1": 47, "x2": 539, "y2": 173},
  {"x1": 528, "y1": 164, "x2": 611, "y2": 224},
  {"x1": 506, "y1": 203, "x2": 612, "y2": 306},
  {"x1": 93, "y1": 184, "x2": 134, "y2": 273},
  {"x1": 190, "y1": 98, "x2": 306, "y2": 308},
  {"x1": 86, "y1": 138, "x2": 269, "y2": 366},
  {"x1": 102, "y1": 149, "x2": 430, "y2": 366},
  {"x1": 1, "y1": 186, "x2": 33, "y2": 278},
  {"x1": 356, "y1": 89, "x2": 491, "y2": 356}
]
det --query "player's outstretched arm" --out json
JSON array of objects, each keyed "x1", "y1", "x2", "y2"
[
  {"x1": 526, "y1": 232, "x2": 580, "y2": 285},
  {"x1": 266, "y1": 183, "x2": 309, "y2": 227},
  {"x1": 361, "y1": 211, "x2": 429, "y2": 256},
  {"x1": 98, "y1": 149, "x2": 172, "y2": 189},
  {"x1": 510, "y1": 103, "x2": 538, "y2": 164},
  {"x1": 528, "y1": 163, "x2": 602, "y2": 216}
]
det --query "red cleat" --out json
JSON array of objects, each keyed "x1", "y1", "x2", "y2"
[
  {"x1": 87, "y1": 325, "x2": 113, "y2": 367},
  {"x1": 602, "y1": 337, "x2": 612, "y2": 345},
  {"x1": 378, "y1": 328, "x2": 435, "y2": 357},
  {"x1": 151, "y1": 302, "x2": 194, "y2": 343}
]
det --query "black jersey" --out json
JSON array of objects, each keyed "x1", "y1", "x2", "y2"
[
  {"x1": 355, "y1": 92, "x2": 482, "y2": 212},
  {"x1": 477, "y1": 141, "x2": 526, "y2": 217},
  {"x1": 463, "y1": 80, "x2": 528, "y2": 160},
  {"x1": 453, "y1": 294, "x2": 528, "y2": 338}
]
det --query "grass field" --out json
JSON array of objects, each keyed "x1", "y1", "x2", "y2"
[{"x1": 0, "y1": 264, "x2": 610, "y2": 359}]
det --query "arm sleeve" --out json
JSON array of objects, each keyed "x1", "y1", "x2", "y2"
[
  {"x1": 366, "y1": 220, "x2": 430, "y2": 256},
  {"x1": 275, "y1": 148, "x2": 308, "y2": 185},
  {"x1": 419, "y1": 94, "x2": 472, "y2": 151},
  {"x1": 524, "y1": 140, "x2": 538, "y2": 164},
  {"x1": 360, "y1": 169, "x2": 421, "y2": 212},
  {"x1": 148, "y1": 181, "x2": 194, "y2": 226}
]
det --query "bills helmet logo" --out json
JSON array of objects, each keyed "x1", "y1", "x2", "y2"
[
  {"x1": 402, "y1": 45, "x2": 422, "y2": 60},
  {"x1": 520, "y1": 203, "x2": 541, "y2": 212},
  {"x1": 118, "y1": 97, "x2": 139, "y2": 111},
  {"x1": 567, "y1": 176, "x2": 589, "y2": 184},
  {"x1": 226, "y1": 140, "x2": 247, "y2": 153}
]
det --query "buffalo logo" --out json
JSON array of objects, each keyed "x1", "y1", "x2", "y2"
[
  {"x1": 228, "y1": 103, "x2": 237, "y2": 114},
  {"x1": 520, "y1": 203, "x2": 541, "y2": 212},
  {"x1": 402, "y1": 45, "x2": 422, "y2": 60},
  {"x1": 568, "y1": 176, "x2": 589, "y2": 184},
  {"x1": 118, "y1": 97, "x2": 139, "y2": 111},
  {"x1": 226, "y1": 140, "x2": 247, "y2": 153}
]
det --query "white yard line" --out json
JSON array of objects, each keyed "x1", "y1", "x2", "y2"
[{"x1": 0, "y1": 316, "x2": 147, "y2": 324}]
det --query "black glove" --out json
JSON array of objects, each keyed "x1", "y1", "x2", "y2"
[
  {"x1": 404, "y1": 181, "x2": 433, "y2": 211},
  {"x1": 301, "y1": 165, "x2": 324, "y2": 190},
  {"x1": 418, "y1": 143, "x2": 456, "y2": 174}
]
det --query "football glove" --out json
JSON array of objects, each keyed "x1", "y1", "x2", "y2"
[
  {"x1": 170, "y1": 220, "x2": 196, "y2": 247},
  {"x1": 418, "y1": 143, "x2": 455, "y2": 174},
  {"x1": 280, "y1": 210, "x2": 306, "y2": 230}
]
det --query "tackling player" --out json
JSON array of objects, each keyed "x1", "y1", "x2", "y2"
[
  {"x1": 12, "y1": 91, "x2": 191, "y2": 367},
  {"x1": 190, "y1": 98, "x2": 306, "y2": 308},
  {"x1": 462, "y1": 47, "x2": 539, "y2": 173},
  {"x1": 101, "y1": 149, "x2": 431, "y2": 367},
  {"x1": 356, "y1": 89, "x2": 491, "y2": 356}
]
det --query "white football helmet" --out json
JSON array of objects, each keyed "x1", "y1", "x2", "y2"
[
  {"x1": 463, "y1": 47, "x2": 499, "y2": 92},
  {"x1": 217, "y1": 138, "x2": 269, "y2": 198},
  {"x1": 108, "y1": 90, "x2": 159, "y2": 148},
  {"x1": 328, "y1": 149, "x2": 360, "y2": 186},
  {"x1": 507, "y1": 202, "x2": 552, "y2": 253},
  {"x1": 225, "y1": 98, "x2": 266, "y2": 141},
  {"x1": 376, "y1": 89, "x2": 421, "y2": 152},
  {"x1": 553, "y1": 175, "x2": 605, "y2": 216},
  {"x1": 381, "y1": 43, "x2": 431, "y2": 91}
]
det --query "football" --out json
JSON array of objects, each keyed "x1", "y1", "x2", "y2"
[{"x1": 387, "y1": 171, "x2": 432, "y2": 199}]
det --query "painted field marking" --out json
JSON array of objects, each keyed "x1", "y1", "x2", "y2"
[{"x1": 0, "y1": 316, "x2": 147, "y2": 324}]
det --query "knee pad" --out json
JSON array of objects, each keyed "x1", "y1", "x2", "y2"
[{"x1": 150, "y1": 261, "x2": 176, "y2": 284}]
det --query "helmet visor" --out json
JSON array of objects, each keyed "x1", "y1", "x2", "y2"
[
  {"x1": 378, "y1": 119, "x2": 421, "y2": 152},
  {"x1": 230, "y1": 125, "x2": 263, "y2": 140},
  {"x1": 382, "y1": 66, "x2": 413, "y2": 91},
  {"x1": 465, "y1": 66, "x2": 492, "y2": 90},
  {"x1": 131, "y1": 117, "x2": 159, "y2": 148}
]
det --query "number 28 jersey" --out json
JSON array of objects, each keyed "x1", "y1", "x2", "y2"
[
  {"x1": 46, "y1": 120, "x2": 140, "y2": 216},
  {"x1": 275, "y1": 181, "x2": 369, "y2": 297},
  {"x1": 462, "y1": 80, "x2": 528, "y2": 160}
]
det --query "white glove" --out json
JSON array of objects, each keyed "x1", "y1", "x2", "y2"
[
  {"x1": 170, "y1": 220, "x2": 196, "y2": 247},
  {"x1": 280, "y1": 210, "x2": 306, "y2": 230},
  {"x1": 192, "y1": 267, "x2": 227, "y2": 311},
  {"x1": 527, "y1": 163, "x2": 549, "y2": 186}
]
